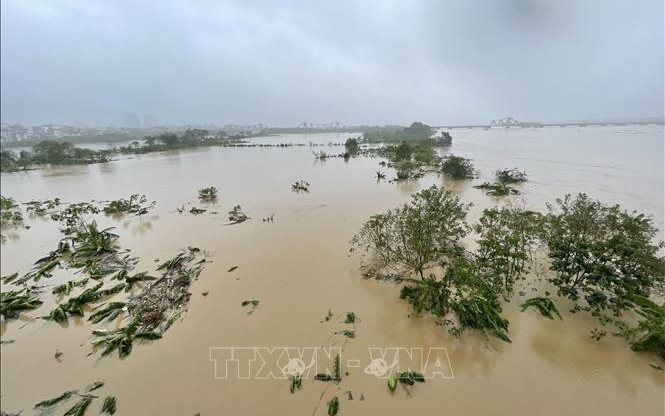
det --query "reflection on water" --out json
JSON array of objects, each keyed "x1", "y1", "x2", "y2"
[{"x1": 0, "y1": 126, "x2": 663, "y2": 415}]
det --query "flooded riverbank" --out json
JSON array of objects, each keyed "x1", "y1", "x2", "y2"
[{"x1": 1, "y1": 127, "x2": 663, "y2": 415}]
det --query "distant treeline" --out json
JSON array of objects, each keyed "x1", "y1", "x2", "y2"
[
  {"x1": 263, "y1": 125, "x2": 404, "y2": 134},
  {"x1": 0, "y1": 129, "x2": 260, "y2": 172},
  {"x1": 0, "y1": 123, "x2": 453, "y2": 173},
  {"x1": 1, "y1": 132, "x2": 140, "y2": 148}
]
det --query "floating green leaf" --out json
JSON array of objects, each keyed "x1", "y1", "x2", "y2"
[
  {"x1": 520, "y1": 297, "x2": 562, "y2": 320},
  {"x1": 63, "y1": 396, "x2": 92, "y2": 416},
  {"x1": 101, "y1": 396, "x2": 117, "y2": 415},
  {"x1": 34, "y1": 390, "x2": 75, "y2": 408},
  {"x1": 327, "y1": 396, "x2": 339, "y2": 416}
]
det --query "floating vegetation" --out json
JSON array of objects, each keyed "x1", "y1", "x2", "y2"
[
  {"x1": 344, "y1": 311, "x2": 356, "y2": 324},
  {"x1": 520, "y1": 297, "x2": 562, "y2": 320},
  {"x1": 48, "y1": 282, "x2": 125, "y2": 321},
  {"x1": 338, "y1": 329, "x2": 355, "y2": 338},
  {"x1": 32, "y1": 385, "x2": 104, "y2": 416},
  {"x1": 0, "y1": 196, "x2": 24, "y2": 227},
  {"x1": 441, "y1": 154, "x2": 476, "y2": 179},
  {"x1": 327, "y1": 396, "x2": 339, "y2": 416},
  {"x1": 376, "y1": 171, "x2": 386, "y2": 180},
  {"x1": 387, "y1": 375, "x2": 397, "y2": 391},
  {"x1": 88, "y1": 302, "x2": 126, "y2": 323},
  {"x1": 130, "y1": 247, "x2": 206, "y2": 332},
  {"x1": 496, "y1": 168, "x2": 528, "y2": 184},
  {"x1": 451, "y1": 293, "x2": 511, "y2": 342},
  {"x1": 101, "y1": 396, "x2": 117, "y2": 414},
  {"x1": 623, "y1": 295, "x2": 665, "y2": 359},
  {"x1": 228, "y1": 205, "x2": 249, "y2": 224},
  {"x1": 241, "y1": 299, "x2": 259, "y2": 314},
  {"x1": 198, "y1": 187, "x2": 218, "y2": 202},
  {"x1": 52, "y1": 278, "x2": 90, "y2": 296},
  {"x1": 85, "y1": 247, "x2": 205, "y2": 358},
  {"x1": 315, "y1": 373, "x2": 333, "y2": 381},
  {"x1": 54, "y1": 349, "x2": 63, "y2": 361},
  {"x1": 122, "y1": 271, "x2": 156, "y2": 291},
  {"x1": 91, "y1": 318, "x2": 161, "y2": 358},
  {"x1": 397, "y1": 371, "x2": 425, "y2": 385},
  {"x1": 0, "y1": 289, "x2": 43, "y2": 319},
  {"x1": 103, "y1": 194, "x2": 155, "y2": 215},
  {"x1": 22, "y1": 248, "x2": 64, "y2": 282},
  {"x1": 228, "y1": 266, "x2": 238, "y2": 272},
  {"x1": 313, "y1": 151, "x2": 330, "y2": 160},
  {"x1": 189, "y1": 207, "x2": 207, "y2": 215},
  {"x1": 53, "y1": 202, "x2": 102, "y2": 234},
  {"x1": 1, "y1": 196, "x2": 25, "y2": 241},
  {"x1": 48, "y1": 305, "x2": 68, "y2": 322},
  {"x1": 322, "y1": 309, "x2": 333, "y2": 322},
  {"x1": 345, "y1": 390, "x2": 353, "y2": 400},
  {"x1": 291, "y1": 180, "x2": 310, "y2": 192},
  {"x1": 59, "y1": 220, "x2": 136, "y2": 280},
  {"x1": 63, "y1": 396, "x2": 92, "y2": 416},
  {"x1": 85, "y1": 380, "x2": 105, "y2": 392},
  {"x1": 289, "y1": 374, "x2": 302, "y2": 393},
  {"x1": 262, "y1": 214, "x2": 275, "y2": 223},
  {"x1": 333, "y1": 353, "x2": 342, "y2": 381},
  {"x1": 1, "y1": 272, "x2": 19, "y2": 284},
  {"x1": 24, "y1": 198, "x2": 62, "y2": 216},
  {"x1": 474, "y1": 182, "x2": 520, "y2": 196},
  {"x1": 34, "y1": 390, "x2": 76, "y2": 409},
  {"x1": 388, "y1": 371, "x2": 425, "y2": 392},
  {"x1": 399, "y1": 277, "x2": 450, "y2": 317}
]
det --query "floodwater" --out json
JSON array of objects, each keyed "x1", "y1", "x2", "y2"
[{"x1": 1, "y1": 127, "x2": 663, "y2": 415}]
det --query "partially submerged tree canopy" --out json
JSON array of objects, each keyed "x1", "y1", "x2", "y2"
[
  {"x1": 441, "y1": 155, "x2": 476, "y2": 179},
  {"x1": 475, "y1": 207, "x2": 542, "y2": 295},
  {"x1": 401, "y1": 122, "x2": 433, "y2": 140},
  {"x1": 351, "y1": 185, "x2": 471, "y2": 279},
  {"x1": 544, "y1": 193, "x2": 665, "y2": 316}
]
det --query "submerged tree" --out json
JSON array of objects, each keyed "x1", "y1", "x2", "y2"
[
  {"x1": 344, "y1": 138, "x2": 360, "y2": 155},
  {"x1": 496, "y1": 168, "x2": 527, "y2": 184},
  {"x1": 401, "y1": 122, "x2": 433, "y2": 140},
  {"x1": 400, "y1": 255, "x2": 511, "y2": 342},
  {"x1": 351, "y1": 185, "x2": 471, "y2": 279},
  {"x1": 1, "y1": 196, "x2": 24, "y2": 228},
  {"x1": 543, "y1": 194, "x2": 664, "y2": 317},
  {"x1": 436, "y1": 131, "x2": 453, "y2": 146},
  {"x1": 474, "y1": 207, "x2": 541, "y2": 295},
  {"x1": 474, "y1": 182, "x2": 520, "y2": 196},
  {"x1": 621, "y1": 295, "x2": 665, "y2": 358},
  {"x1": 198, "y1": 187, "x2": 218, "y2": 202},
  {"x1": 441, "y1": 155, "x2": 476, "y2": 179}
]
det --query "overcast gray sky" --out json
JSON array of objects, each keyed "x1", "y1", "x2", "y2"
[{"x1": 1, "y1": 0, "x2": 663, "y2": 126}]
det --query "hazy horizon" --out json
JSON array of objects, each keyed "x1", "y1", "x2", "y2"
[{"x1": 2, "y1": 0, "x2": 664, "y2": 126}]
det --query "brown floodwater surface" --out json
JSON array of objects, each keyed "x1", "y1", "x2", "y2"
[{"x1": 1, "y1": 128, "x2": 663, "y2": 415}]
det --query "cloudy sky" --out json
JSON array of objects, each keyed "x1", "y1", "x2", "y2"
[{"x1": 1, "y1": 0, "x2": 663, "y2": 126}]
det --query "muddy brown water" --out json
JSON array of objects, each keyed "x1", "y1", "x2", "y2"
[{"x1": 1, "y1": 128, "x2": 664, "y2": 415}]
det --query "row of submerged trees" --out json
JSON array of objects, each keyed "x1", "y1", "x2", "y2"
[
  {"x1": 351, "y1": 186, "x2": 665, "y2": 357},
  {"x1": 1, "y1": 141, "x2": 112, "y2": 172},
  {"x1": 0, "y1": 129, "x2": 262, "y2": 172}
]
